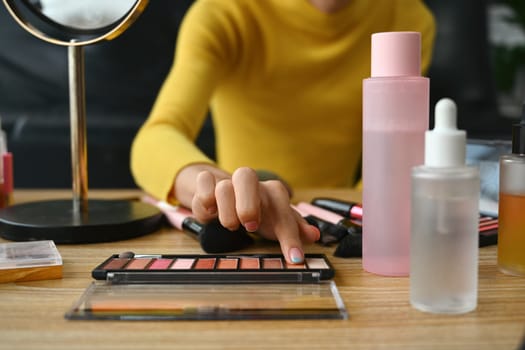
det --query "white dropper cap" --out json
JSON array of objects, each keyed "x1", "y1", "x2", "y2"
[{"x1": 425, "y1": 98, "x2": 466, "y2": 167}]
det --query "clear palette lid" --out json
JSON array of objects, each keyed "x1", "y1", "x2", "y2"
[
  {"x1": 0, "y1": 240, "x2": 62, "y2": 269},
  {"x1": 66, "y1": 280, "x2": 348, "y2": 321}
]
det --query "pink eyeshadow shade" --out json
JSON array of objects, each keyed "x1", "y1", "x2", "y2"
[
  {"x1": 170, "y1": 258, "x2": 195, "y2": 270},
  {"x1": 239, "y1": 257, "x2": 260, "y2": 269},
  {"x1": 124, "y1": 258, "x2": 152, "y2": 270},
  {"x1": 262, "y1": 258, "x2": 283, "y2": 269},
  {"x1": 148, "y1": 258, "x2": 173, "y2": 270},
  {"x1": 103, "y1": 258, "x2": 130, "y2": 270},
  {"x1": 217, "y1": 258, "x2": 238, "y2": 269},
  {"x1": 194, "y1": 258, "x2": 216, "y2": 270}
]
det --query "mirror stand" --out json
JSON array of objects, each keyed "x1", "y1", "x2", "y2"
[{"x1": 0, "y1": 0, "x2": 164, "y2": 243}]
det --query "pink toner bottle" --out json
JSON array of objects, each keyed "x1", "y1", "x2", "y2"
[{"x1": 362, "y1": 32, "x2": 429, "y2": 276}]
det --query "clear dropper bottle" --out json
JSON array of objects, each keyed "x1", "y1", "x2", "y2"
[{"x1": 410, "y1": 98, "x2": 480, "y2": 314}]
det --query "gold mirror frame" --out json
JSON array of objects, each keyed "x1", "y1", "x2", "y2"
[{"x1": 2, "y1": 0, "x2": 148, "y2": 46}]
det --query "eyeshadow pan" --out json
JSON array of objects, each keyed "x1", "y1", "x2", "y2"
[
  {"x1": 194, "y1": 258, "x2": 216, "y2": 270},
  {"x1": 148, "y1": 258, "x2": 173, "y2": 270},
  {"x1": 286, "y1": 262, "x2": 306, "y2": 269},
  {"x1": 217, "y1": 258, "x2": 238, "y2": 270},
  {"x1": 103, "y1": 258, "x2": 130, "y2": 270},
  {"x1": 170, "y1": 258, "x2": 195, "y2": 270},
  {"x1": 305, "y1": 258, "x2": 329, "y2": 269},
  {"x1": 125, "y1": 258, "x2": 152, "y2": 270},
  {"x1": 239, "y1": 257, "x2": 260, "y2": 269},
  {"x1": 263, "y1": 258, "x2": 283, "y2": 269}
]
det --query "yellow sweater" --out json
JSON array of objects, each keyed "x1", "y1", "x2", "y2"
[{"x1": 131, "y1": 0, "x2": 435, "y2": 200}]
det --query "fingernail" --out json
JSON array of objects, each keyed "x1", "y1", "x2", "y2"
[
  {"x1": 243, "y1": 221, "x2": 258, "y2": 232},
  {"x1": 289, "y1": 247, "x2": 304, "y2": 264},
  {"x1": 312, "y1": 226, "x2": 321, "y2": 241}
]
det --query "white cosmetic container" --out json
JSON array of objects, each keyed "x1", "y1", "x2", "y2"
[{"x1": 410, "y1": 98, "x2": 480, "y2": 314}]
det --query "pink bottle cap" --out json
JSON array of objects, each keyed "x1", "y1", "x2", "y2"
[{"x1": 371, "y1": 31, "x2": 421, "y2": 77}]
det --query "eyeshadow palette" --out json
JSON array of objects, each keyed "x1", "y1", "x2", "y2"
[
  {"x1": 66, "y1": 252, "x2": 347, "y2": 321},
  {"x1": 92, "y1": 253, "x2": 335, "y2": 283}
]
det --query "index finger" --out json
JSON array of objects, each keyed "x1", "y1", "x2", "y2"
[{"x1": 259, "y1": 180, "x2": 305, "y2": 264}]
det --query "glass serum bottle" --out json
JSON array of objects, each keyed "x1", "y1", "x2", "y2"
[
  {"x1": 498, "y1": 104, "x2": 525, "y2": 276},
  {"x1": 410, "y1": 98, "x2": 480, "y2": 314}
]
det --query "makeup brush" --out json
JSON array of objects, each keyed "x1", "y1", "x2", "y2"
[
  {"x1": 303, "y1": 215, "x2": 349, "y2": 245},
  {"x1": 333, "y1": 228, "x2": 362, "y2": 258},
  {"x1": 143, "y1": 196, "x2": 254, "y2": 253},
  {"x1": 292, "y1": 204, "x2": 350, "y2": 245}
]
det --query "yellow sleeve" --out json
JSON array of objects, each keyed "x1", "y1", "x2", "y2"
[{"x1": 130, "y1": 0, "x2": 236, "y2": 200}]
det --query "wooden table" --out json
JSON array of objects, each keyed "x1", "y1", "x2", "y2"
[{"x1": 0, "y1": 189, "x2": 524, "y2": 350}]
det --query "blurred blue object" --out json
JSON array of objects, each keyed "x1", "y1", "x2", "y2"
[{"x1": 467, "y1": 139, "x2": 512, "y2": 216}]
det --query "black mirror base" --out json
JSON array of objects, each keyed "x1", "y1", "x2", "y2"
[{"x1": 0, "y1": 199, "x2": 164, "y2": 244}]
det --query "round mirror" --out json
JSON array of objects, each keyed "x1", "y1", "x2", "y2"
[
  {"x1": 2, "y1": 0, "x2": 147, "y2": 45},
  {"x1": 0, "y1": 0, "x2": 162, "y2": 244}
]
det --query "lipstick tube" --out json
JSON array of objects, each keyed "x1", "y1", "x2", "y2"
[
  {"x1": 295, "y1": 202, "x2": 361, "y2": 229},
  {"x1": 311, "y1": 197, "x2": 363, "y2": 221}
]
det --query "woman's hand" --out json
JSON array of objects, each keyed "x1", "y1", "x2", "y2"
[{"x1": 175, "y1": 165, "x2": 320, "y2": 263}]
